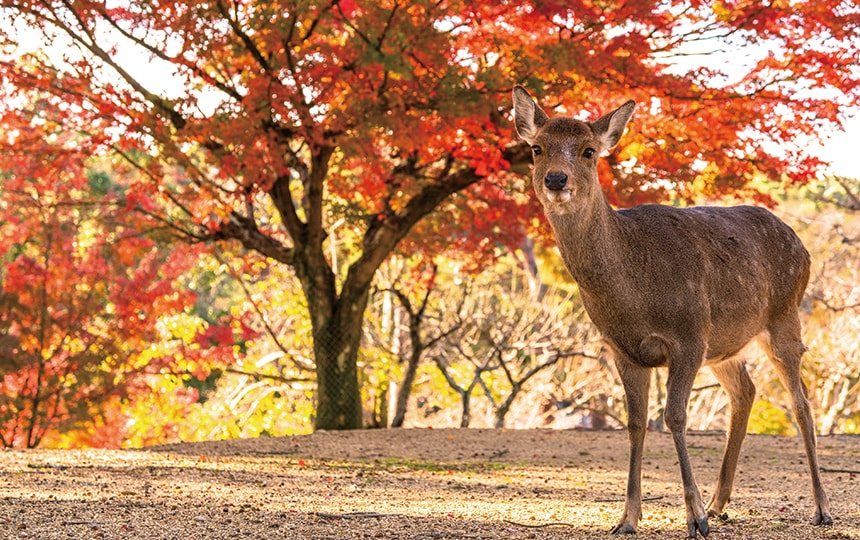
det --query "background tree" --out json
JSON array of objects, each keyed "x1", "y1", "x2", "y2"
[
  {"x1": 368, "y1": 261, "x2": 462, "y2": 428},
  {"x1": 426, "y1": 264, "x2": 597, "y2": 428},
  {"x1": 2, "y1": 1, "x2": 858, "y2": 430},
  {"x1": 0, "y1": 110, "x2": 244, "y2": 448},
  {"x1": 800, "y1": 177, "x2": 860, "y2": 434}
]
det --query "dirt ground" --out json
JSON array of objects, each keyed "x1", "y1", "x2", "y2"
[{"x1": 0, "y1": 429, "x2": 858, "y2": 540}]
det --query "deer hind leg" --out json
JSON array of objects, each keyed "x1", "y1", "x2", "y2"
[
  {"x1": 707, "y1": 358, "x2": 756, "y2": 518},
  {"x1": 763, "y1": 319, "x2": 832, "y2": 526},
  {"x1": 610, "y1": 358, "x2": 650, "y2": 535},
  {"x1": 665, "y1": 344, "x2": 709, "y2": 539}
]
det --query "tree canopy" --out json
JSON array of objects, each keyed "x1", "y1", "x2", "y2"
[{"x1": 1, "y1": 0, "x2": 858, "y2": 431}]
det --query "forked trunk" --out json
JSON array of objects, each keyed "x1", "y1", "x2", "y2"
[{"x1": 297, "y1": 247, "x2": 370, "y2": 431}]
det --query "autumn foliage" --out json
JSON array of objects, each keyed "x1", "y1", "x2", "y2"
[
  {"x1": 1, "y1": 1, "x2": 859, "y2": 438},
  {"x1": 0, "y1": 102, "x2": 250, "y2": 447}
]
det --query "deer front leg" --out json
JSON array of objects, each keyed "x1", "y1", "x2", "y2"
[
  {"x1": 666, "y1": 355, "x2": 709, "y2": 539},
  {"x1": 611, "y1": 359, "x2": 651, "y2": 535}
]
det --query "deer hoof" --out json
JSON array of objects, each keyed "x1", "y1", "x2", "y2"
[
  {"x1": 813, "y1": 509, "x2": 833, "y2": 526},
  {"x1": 707, "y1": 509, "x2": 729, "y2": 522},
  {"x1": 687, "y1": 516, "x2": 709, "y2": 538},
  {"x1": 610, "y1": 523, "x2": 636, "y2": 535}
]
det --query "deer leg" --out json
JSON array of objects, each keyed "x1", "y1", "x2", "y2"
[
  {"x1": 707, "y1": 359, "x2": 756, "y2": 518},
  {"x1": 762, "y1": 323, "x2": 832, "y2": 526},
  {"x1": 665, "y1": 351, "x2": 709, "y2": 539},
  {"x1": 610, "y1": 358, "x2": 651, "y2": 535}
]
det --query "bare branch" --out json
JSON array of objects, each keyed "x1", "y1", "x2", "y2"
[
  {"x1": 812, "y1": 294, "x2": 860, "y2": 313},
  {"x1": 211, "y1": 250, "x2": 311, "y2": 369},
  {"x1": 224, "y1": 367, "x2": 312, "y2": 385}
]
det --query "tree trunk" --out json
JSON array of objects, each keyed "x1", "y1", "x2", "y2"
[
  {"x1": 391, "y1": 306, "x2": 427, "y2": 428},
  {"x1": 310, "y1": 287, "x2": 369, "y2": 430},
  {"x1": 219, "y1": 146, "x2": 530, "y2": 432},
  {"x1": 460, "y1": 392, "x2": 472, "y2": 428},
  {"x1": 391, "y1": 350, "x2": 420, "y2": 427},
  {"x1": 313, "y1": 324, "x2": 363, "y2": 430},
  {"x1": 494, "y1": 389, "x2": 519, "y2": 429}
]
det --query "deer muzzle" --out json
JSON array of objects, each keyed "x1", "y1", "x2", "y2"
[{"x1": 544, "y1": 172, "x2": 568, "y2": 191}]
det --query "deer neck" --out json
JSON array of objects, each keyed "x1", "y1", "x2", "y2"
[{"x1": 546, "y1": 195, "x2": 626, "y2": 294}]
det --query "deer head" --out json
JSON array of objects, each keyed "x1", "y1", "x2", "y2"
[{"x1": 512, "y1": 86, "x2": 635, "y2": 215}]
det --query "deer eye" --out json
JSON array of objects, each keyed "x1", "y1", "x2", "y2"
[
  {"x1": 582, "y1": 148, "x2": 595, "y2": 159},
  {"x1": 531, "y1": 145, "x2": 542, "y2": 156}
]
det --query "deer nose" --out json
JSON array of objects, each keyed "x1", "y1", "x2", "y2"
[{"x1": 544, "y1": 172, "x2": 568, "y2": 191}]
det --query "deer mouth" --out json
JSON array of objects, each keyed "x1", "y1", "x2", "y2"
[{"x1": 546, "y1": 190, "x2": 571, "y2": 204}]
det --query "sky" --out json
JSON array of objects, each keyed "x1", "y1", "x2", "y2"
[{"x1": 811, "y1": 115, "x2": 860, "y2": 179}]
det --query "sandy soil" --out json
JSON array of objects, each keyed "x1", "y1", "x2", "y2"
[{"x1": 0, "y1": 429, "x2": 858, "y2": 539}]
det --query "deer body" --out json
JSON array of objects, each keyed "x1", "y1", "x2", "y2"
[
  {"x1": 512, "y1": 86, "x2": 831, "y2": 538},
  {"x1": 557, "y1": 203, "x2": 807, "y2": 367}
]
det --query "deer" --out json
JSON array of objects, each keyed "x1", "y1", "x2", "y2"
[{"x1": 511, "y1": 85, "x2": 832, "y2": 539}]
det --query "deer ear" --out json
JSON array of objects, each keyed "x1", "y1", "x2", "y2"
[
  {"x1": 592, "y1": 100, "x2": 635, "y2": 150},
  {"x1": 512, "y1": 85, "x2": 549, "y2": 145}
]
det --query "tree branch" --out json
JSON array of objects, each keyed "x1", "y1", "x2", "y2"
[
  {"x1": 212, "y1": 213, "x2": 295, "y2": 265},
  {"x1": 224, "y1": 367, "x2": 312, "y2": 384},
  {"x1": 269, "y1": 173, "x2": 307, "y2": 246},
  {"x1": 812, "y1": 293, "x2": 860, "y2": 312},
  {"x1": 90, "y1": 4, "x2": 242, "y2": 101},
  {"x1": 345, "y1": 143, "x2": 532, "y2": 303},
  {"x1": 215, "y1": 0, "x2": 271, "y2": 74},
  {"x1": 50, "y1": 0, "x2": 186, "y2": 129}
]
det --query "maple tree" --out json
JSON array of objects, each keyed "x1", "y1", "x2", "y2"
[
  {"x1": 0, "y1": 120, "x2": 226, "y2": 448},
  {"x1": 1, "y1": 1, "x2": 858, "y2": 430}
]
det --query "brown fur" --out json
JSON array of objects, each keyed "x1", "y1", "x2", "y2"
[{"x1": 512, "y1": 85, "x2": 831, "y2": 538}]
